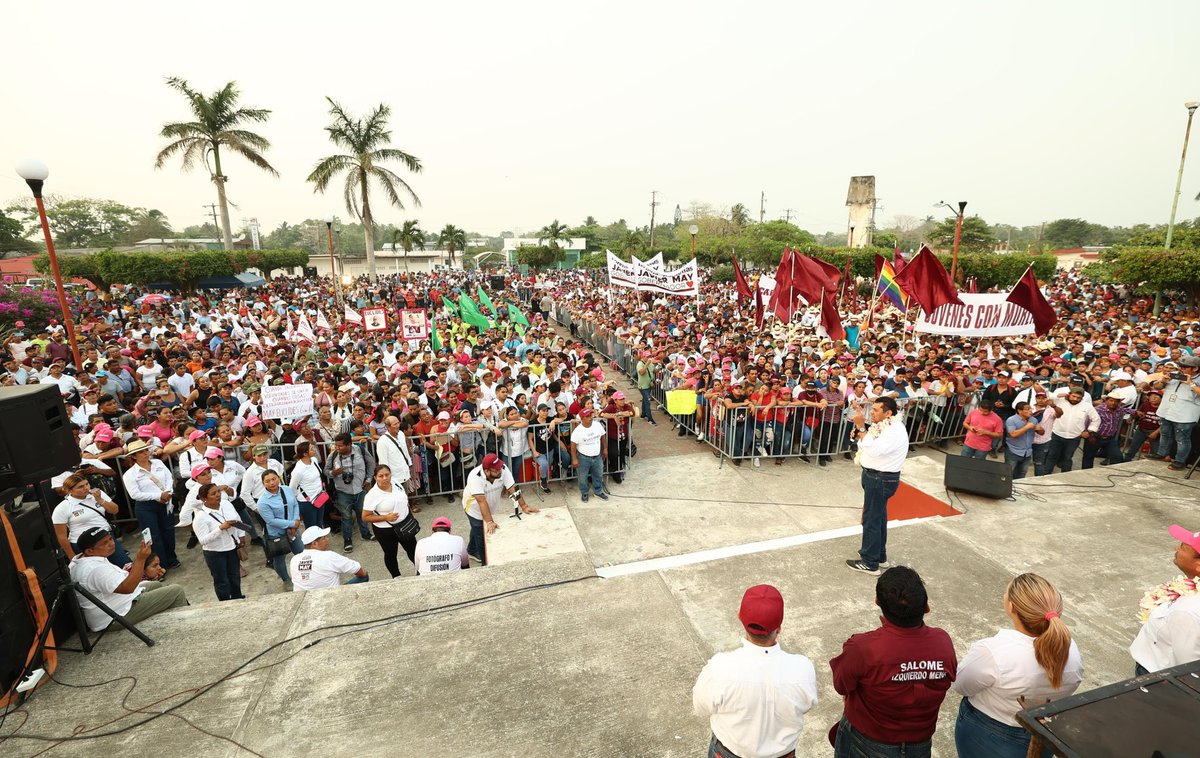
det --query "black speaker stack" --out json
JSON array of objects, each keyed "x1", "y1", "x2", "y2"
[
  {"x1": 944, "y1": 454, "x2": 1014, "y2": 499},
  {"x1": 488, "y1": 274, "x2": 506, "y2": 291}
]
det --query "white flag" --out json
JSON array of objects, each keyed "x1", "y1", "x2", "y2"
[
  {"x1": 285, "y1": 312, "x2": 295, "y2": 338},
  {"x1": 297, "y1": 310, "x2": 314, "y2": 334},
  {"x1": 606, "y1": 250, "x2": 639, "y2": 289},
  {"x1": 344, "y1": 304, "x2": 362, "y2": 324},
  {"x1": 247, "y1": 312, "x2": 262, "y2": 329},
  {"x1": 316, "y1": 310, "x2": 331, "y2": 330},
  {"x1": 246, "y1": 329, "x2": 262, "y2": 347}
]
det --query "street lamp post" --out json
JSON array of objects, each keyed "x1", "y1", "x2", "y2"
[
  {"x1": 937, "y1": 200, "x2": 968, "y2": 284},
  {"x1": 14, "y1": 159, "x2": 82, "y2": 369},
  {"x1": 1155, "y1": 101, "x2": 1200, "y2": 315},
  {"x1": 325, "y1": 216, "x2": 342, "y2": 313},
  {"x1": 688, "y1": 224, "x2": 699, "y2": 259}
]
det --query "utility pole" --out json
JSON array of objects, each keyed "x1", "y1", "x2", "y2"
[
  {"x1": 202, "y1": 204, "x2": 220, "y2": 234},
  {"x1": 781, "y1": 208, "x2": 795, "y2": 224},
  {"x1": 649, "y1": 190, "x2": 659, "y2": 249},
  {"x1": 759, "y1": 191, "x2": 765, "y2": 223}
]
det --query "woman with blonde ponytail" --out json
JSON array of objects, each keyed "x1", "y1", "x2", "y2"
[{"x1": 952, "y1": 573, "x2": 1084, "y2": 758}]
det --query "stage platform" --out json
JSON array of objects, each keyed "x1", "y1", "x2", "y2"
[{"x1": 3, "y1": 457, "x2": 1197, "y2": 757}]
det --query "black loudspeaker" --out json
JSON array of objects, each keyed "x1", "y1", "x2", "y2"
[
  {"x1": 944, "y1": 455, "x2": 1013, "y2": 499},
  {"x1": 488, "y1": 275, "x2": 506, "y2": 291},
  {"x1": 304, "y1": 266, "x2": 318, "y2": 278},
  {"x1": 0, "y1": 385, "x2": 79, "y2": 489},
  {"x1": 0, "y1": 501, "x2": 75, "y2": 695}
]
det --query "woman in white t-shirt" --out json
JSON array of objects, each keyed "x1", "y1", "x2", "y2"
[
  {"x1": 52, "y1": 474, "x2": 131, "y2": 566},
  {"x1": 952, "y1": 573, "x2": 1084, "y2": 758},
  {"x1": 136, "y1": 356, "x2": 163, "y2": 390},
  {"x1": 289, "y1": 441, "x2": 326, "y2": 530},
  {"x1": 361, "y1": 465, "x2": 417, "y2": 578}
]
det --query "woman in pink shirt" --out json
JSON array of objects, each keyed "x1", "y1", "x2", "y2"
[{"x1": 962, "y1": 402, "x2": 1004, "y2": 459}]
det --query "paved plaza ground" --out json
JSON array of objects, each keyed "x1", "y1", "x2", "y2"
[{"x1": 3, "y1": 406, "x2": 1198, "y2": 758}]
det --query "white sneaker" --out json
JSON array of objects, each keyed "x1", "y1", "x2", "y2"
[
  {"x1": 696, "y1": 433, "x2": 705, "y2": 442},
  {"x1": 757, "y1": 445, "x2": 769, "y2": 457},
  {"x1": 752, "y1": 456, "x2": 761, "y2": 468}
]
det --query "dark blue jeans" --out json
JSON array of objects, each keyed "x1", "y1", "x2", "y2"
[
  {"x1": 577, "y1": 453, "x2": 604, "y2": 495},
  {"x1": 1032, "y1": 441, "x2": 1052, "y2": 476},
  {"x1": 1124, "y1": 427, "x2": 1160, "y2": 461},
  {"x1": 834, "y1": 715, "x2": 930, "y2": 758},
  {"x1": 1004, "y1": 449, "x2": 1032, "y2": 479},
  {"x1": 860, "y1": 469, "x2": 900, "y2": 569},
  {"x1": 954, "y1": 697, "x2": 1047, "y2": 758},
  {"x1": 268, "y1": 532, "x2": 303, "y2": 583},
  {"x1": 203, "y1": 548, "x2": 242, "y2": 601},
  {"x1": 1081, "y1": 435, "x2": 1121, "y2": 469},
  {"x1": 726, "y1": 418, "x2": 753, "y2": 458},
  {"x1": 299, "y1": 499, "x2": 325, "y2": 530},
  {"x1": 1046, "y1": 434, "x2": 1081, "y2": 473},
  {"x1": 639, "y1": 387, "x2": 655, "y2": 422},
  {"x1": 961, "y1": 446, "x2": 990, "y2": 459},
  {"x1": 467, "y1": 514, "x2": 486, "y2": 564},
  {"x1": 134, "y1": 499, "x2": 177, "y2": 567}
]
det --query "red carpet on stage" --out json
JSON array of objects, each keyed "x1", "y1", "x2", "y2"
[{"x1": 887, "y1": 481, "x2": 961, "y2": 520}]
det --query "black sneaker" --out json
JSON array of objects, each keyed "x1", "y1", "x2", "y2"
[
  {"x1": 344, "y1": 543, "x2": 354, "y2": 553},
  {"x1": 846, "y1": 559, "x2": 880, "y2": 575},
  {"x1": 540, "y1": 482, "x2": 551, "y2": 494},
  {"x1": 581, "y1": 494, "x2": 590, "y2": 502},
  {"x1": 596, "y1": 492, "x2": 609, "y2": 500},
  {"x1": 363, "y1": 532, "x2": 377, "y2": 542}
]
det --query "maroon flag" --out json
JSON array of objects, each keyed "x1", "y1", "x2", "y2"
[
  {"x1": 968, "y1": 277, "x2": 979, "y2": 294},
  {"x1": 891, "y1": 245, "x2": 964, "y2": 313},
  {"x1": 768, "y1": 248, "x2": 795, "y2": 321},
  {"x1": 893, "y1": 243, "x2": 906, "y2": 275},
  {"x1": 732, "y1": 256, "x2": 753, "y2": 304},
  {"x1": 754, "y1": 280, "x2": 765, "y2": 327},
  {"x1": 874, "y1": 253, "x2": 887, "y2": 281},
  {"x1": 820, "y1": 288, "x2": 846, "y2": 341},
  {"x1": 1006, "y1": 266, "x2": 1058, "y2": 335},
  {"x1": 790, "y1": 254, "x2": 840, "y2": 304},
  {"x1": 841, "y1": 254, "x2": 855, "y2": 309}
]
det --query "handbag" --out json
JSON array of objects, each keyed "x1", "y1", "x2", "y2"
[
  {"x1": 395, "y1": 513, "x2": 420, "y2": 537},
  {"x1": 312, "y1": 491, "x2": 330, "y2": 509},
  {"x1": 265, "y1": 491, "x2": 295, "y2": 558}
]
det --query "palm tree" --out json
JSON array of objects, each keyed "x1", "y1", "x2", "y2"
[
  {"x1": 155, "y1": 77, "x2": 277, "y2": 251},
  {"x1": 307, "y1": 98, "x2": 422, "y2": 278},
  {"x1": 392, "y1": 220, "x2": 425, "y2": 273},
  {"x1": 620, "y1": 230, "x2": 645, "y2": 256},
  {"x1": 437, "y1": 224, "x2": 466, "y2": 268}
]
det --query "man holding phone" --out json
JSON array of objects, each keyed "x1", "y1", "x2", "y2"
[
  {"x1": 69, "y1": 527, "x2": 189, "y2": 632},
  {"x1": 1144, "y1": 355, "x2": 1200, "y2": 470}
]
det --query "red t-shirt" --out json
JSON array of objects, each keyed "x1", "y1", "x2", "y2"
[{"x1": 830, "y1": 619, "x2": 957, "y2": 744}]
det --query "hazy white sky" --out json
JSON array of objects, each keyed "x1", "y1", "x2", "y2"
[{"x1": 3, "y1": 1, "x2": 1198, "y2": 238}]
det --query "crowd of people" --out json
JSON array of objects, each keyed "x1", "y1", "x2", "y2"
[{"x1": 3, "y1": 258, "x2": 1199, "y2": 754}]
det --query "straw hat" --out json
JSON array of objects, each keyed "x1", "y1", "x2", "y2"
[{"x1": 123, "y1": 439, "x2": 152, "y2": 456}]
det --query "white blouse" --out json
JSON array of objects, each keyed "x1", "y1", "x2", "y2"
[
  {"x1": 362, "y1": 484, "x2": 409, "y2": 530},
  {"x1": 289, "y1": 459, "x2": 325, "y2": 502},
  {"x1": 951, "y1": 628, "x2": 1084, "y2": 726}
]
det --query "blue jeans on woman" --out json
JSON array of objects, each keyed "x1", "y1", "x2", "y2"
[
  {"x1": 834, "y1": 715, "x2": 930, "y2": 758},
  {"x1": 267, "y1": 531, "x2": 303, "y2": 583},
  {"x1": 954, "y1": 697, "x2": 1048, "y2": 758},
  {"x1": 134, "y1": 499, "x2": 178, "y2": 567},
  {"x1": 859, "y1": 468, "x2": 900, "y2": 570},
  {"x1": 298, "y1": 499, "x2": 324, "y2": 530},
  {"x1": 203, "y1": 548, "x2": 243, "y2": 601}
]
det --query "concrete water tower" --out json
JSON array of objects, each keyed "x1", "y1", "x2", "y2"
[{"x1": 846, "y1": 176, "x2": 875, "y2": 247}]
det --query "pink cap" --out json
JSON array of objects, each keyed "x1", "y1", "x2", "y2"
[
  {"x1": 591, "y1": 367, "x2": 604, "y2": 379},
  {"x1": 424, "y1": 380, "x2": 436, "y2": 388},
  {"x1": 246, "y1": 416, "x2": 263, "y2": 426},
  {"x1": 1169, "y1": 524, "x2": 1200, "y2": 552},
  {"x1": 94, "y1": 428, "x2": 113, "y2": 443},
  {"x1": 203, "y1": 447, "x2": 223, "y2": 460},
  {"x1": 136, "y1": 425, "x2": 154, "y2": 438},
  {"x1": 190, "y1": 462, "x2": 211, "y2": 478},
  {"x1": 431, "y1": 516, "x2": 452, "y2": 530},
  {"x1": 188, "y1": 429, "x2": 207, "y2": 442},
  {"x1": 612, "y1": 391, "x2": 626, "y2": 400}
]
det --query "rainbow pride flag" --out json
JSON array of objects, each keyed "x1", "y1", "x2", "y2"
[{"x1": 877, "y1": 259, "x2": 909, "y2": 312}]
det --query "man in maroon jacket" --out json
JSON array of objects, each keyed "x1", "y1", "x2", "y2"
[{"x1": 829, "y1": 567, "x2": 957, "y2": 757}]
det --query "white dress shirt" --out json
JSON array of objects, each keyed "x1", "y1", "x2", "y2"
[
  {"x1": 693, "y1": 639, "x2": 818, "y2": 758},
  {"x1": 239, "y1": 460, "x2": 285, "y2": 513},
  {"x1": 951, "y1": 628, "x2": 1084, "y2": 726},
  {"x1": 191, "y1": 501, "x2": 246, "y2": 552},
  {"x1": 857, "y1": 417, "x2": 910, "y2": 473},
  {"x1": 1130, "y1": 594, "x2": 1200, "y2": 672},
  {"x1": 1050, "y1": 398, "x2": 1101, "y2": 439},
  {"x1": 376, "y1": 432, "x2": 412, "y2": 482},
  {"x1": 121, "y1": 460, "x2": 175, "y2": 503}
]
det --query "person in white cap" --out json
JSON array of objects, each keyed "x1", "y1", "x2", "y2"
[
  {"x1": 414, "y1": 517, "x2": 469, "y2": 575},
  {"x1": 1130, "y1": 524, "x2": 1200, "y2": 674},
  {"x1": 693, "y1": 584, "x2": 818, "y2": 758},
  {"x1": 290, "y1": 526, "x2": 368, "y2": 591},
  {"x1": 1105, "y1": 370, "x2": 1138, "y2": 408}
]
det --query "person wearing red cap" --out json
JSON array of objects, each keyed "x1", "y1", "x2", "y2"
[
  {"x1": 414, "y1": 516, "x2": 469, "y2": 575},
  {"x1": 830, "y1": 567, "x2": 956, "y2": 757},
  {"x1": 1130, "y1": 524, "x2": 1200, "y2": 674},
  {"x1": 693, "y1": 584, "x2": 818, "y2": 758},
  {"x1": 570, "y1": 408, "x2": 608, "y2": 501},
  {"x1": 461, "y1": 453, "x2": 537, "y2": 564}
]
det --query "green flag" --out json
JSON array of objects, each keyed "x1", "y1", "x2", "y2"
[
  {"x1": 441, "y1": 295, "x2": 459, "y2": 313},
  {"x1": 514, "y1": 323, "x2": 526, "y2": 337},
  {"x1": 458, "y1": 294, "x2": 491, "y2": 331},
  {"x1": 431, "y1": 323, "x2": 442, "y2": 353},
  {"x1": 509, "y1": 302, "x2": 530, "y2": 327},
  {"x1": 476, "y1": 286, "x2": 497, "y2": 315}
]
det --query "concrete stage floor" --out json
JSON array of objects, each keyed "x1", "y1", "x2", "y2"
[{"x1": 3, "y1": 449, "x2": 1198, "y2": 757}]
